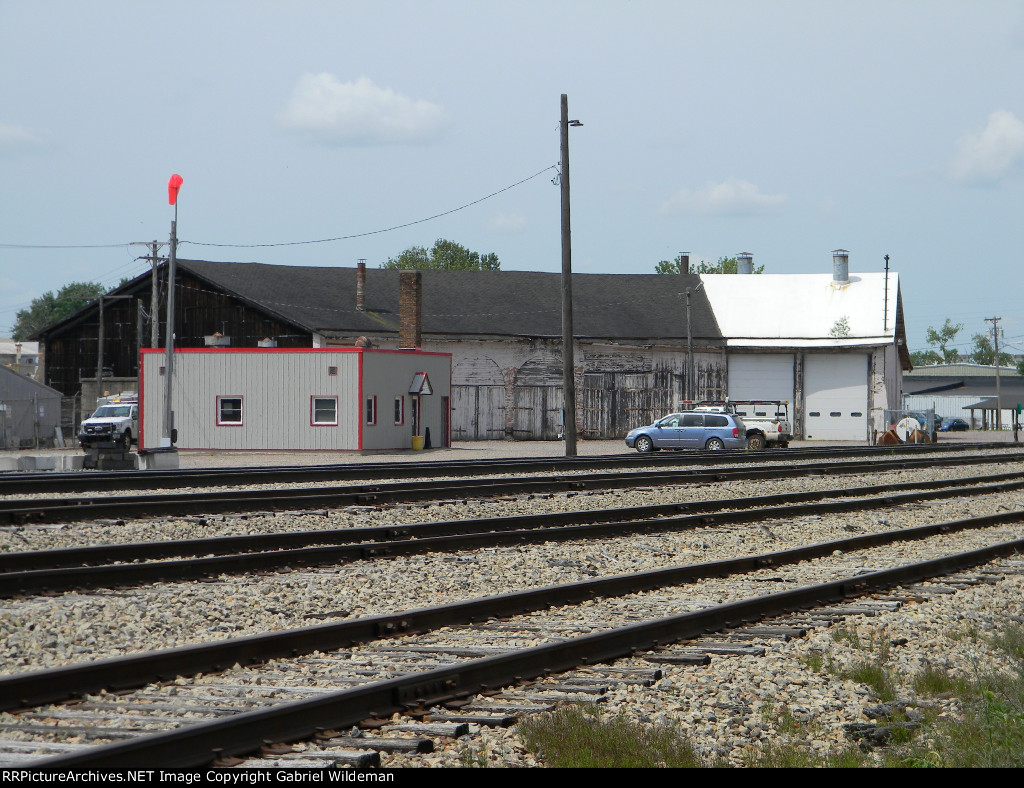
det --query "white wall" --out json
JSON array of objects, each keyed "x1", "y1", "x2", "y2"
[{"x1": 141, "y1": 349, "x2": 361, "y2": 450}]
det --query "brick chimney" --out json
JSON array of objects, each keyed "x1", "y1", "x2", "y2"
[
  {"x1": 356, "y1": 261, "x2": 366, "y2": 311},
  {"x1": 399, "y1": 270, "x2": 422, "y2": 349}
]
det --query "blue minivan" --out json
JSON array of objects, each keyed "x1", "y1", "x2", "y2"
[{"x1": 625, "y1": 411, "x2": 747, "y2": 453}]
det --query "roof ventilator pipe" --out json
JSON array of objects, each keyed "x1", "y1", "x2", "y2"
[
  {"x1": 737, "y1": 253, "x2": 753, "y2": 274},
  {"x1": 832, "y1": 249, "x2": 850, "y2": 285}
]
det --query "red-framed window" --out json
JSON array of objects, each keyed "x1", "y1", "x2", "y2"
[
  {"x1": 394, "y1": 396, "x2": 404, "y2": 426},
  {"x1": 216, "y1": 395, "x2": 244, "y2": 426},
  {"x1": 365, "y1": 396, "x2": 377, "y2": 426},
  {"x1": 311, "y1": 396, "x2": 338, "y2": 426}
]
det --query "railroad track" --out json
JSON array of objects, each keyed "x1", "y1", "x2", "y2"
[
  {"x1": 4, "y1": 468, "x2": 1024, "y2": 596},
  {"x1": 3, "y1": 449, "x2": 1023, "y2": 525},
  {"x1": 1, "y1": 441, "x2": 1005, "y2": 498},
  {"x1": 3, "y1": 444, "x2": 1023, "y2": 767},
  {"x1": 2, "y1": 517, "x2": 1022, "y2": 767}
]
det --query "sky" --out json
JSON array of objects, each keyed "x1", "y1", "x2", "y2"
[{"x1": 2, "y1": 0, "x2": 1023, "y2": 358}]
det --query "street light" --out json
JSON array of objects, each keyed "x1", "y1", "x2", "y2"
[{"x1": 560, "y1": 95, "x2": 582, "y2": 456}]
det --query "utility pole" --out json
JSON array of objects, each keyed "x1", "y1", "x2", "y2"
[
  {"x1": 681, "y1": 278, "x2": 704, "y2": 404},
  {"x1": 96, "y1": 296, "x2": 104, "y2": 406},
  {"x1": 129, "y1": 240, "x2": 168, "y2": 348},
  {"x1": 149, "y1": 240, "x2": 163, "y2": 348},
  {"x1": 986, "y1": 316, "x2": 1002, "y2": 429},
  {"x1": 559, "y1": 94, "x2": 582, "y2": 457}
]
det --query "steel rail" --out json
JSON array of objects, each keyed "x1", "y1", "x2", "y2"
[
  {"x1": 2, "y1": 450, "x2": 1022, "y2": 526},
  {"x1": 4, "y1": 509, "x2": 1023, "y2": 716},
  {"x1": 0, "y1": 441, "x2": 1009, "y2": 497},
  {"x1": 7, "y1": 465, "x2": 1023, "y2": 573},
  {"x1": 36, "y1": 536, "x2": 1024, "y2": 767},
  {"x1": 5, "y1": 470, "x2": 1024, "y2": 597}
]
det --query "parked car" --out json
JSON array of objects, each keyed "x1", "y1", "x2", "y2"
[
  {"x1": 625, "y1": 411, "x2": 747, "y2": 453},
  {"x1": 939, "y1": 417, "x2": 970, "y2": 432}
]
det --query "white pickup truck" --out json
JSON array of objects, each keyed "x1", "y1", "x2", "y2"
[
  {"x1": 686, "y1": 400, "x2": 793, "y2": 450},
  {"x1": 78, "y1": 393, "x2": 139, "y2": 450}
]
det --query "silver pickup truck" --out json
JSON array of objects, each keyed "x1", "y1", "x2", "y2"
[{"x1": 686, "y1": 400, "x2": 793, "y2": 450}]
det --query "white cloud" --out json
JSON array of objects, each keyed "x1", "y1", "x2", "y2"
[
  {"x1": 489, "y1": 213, "x2": 527, "y2": 233},
  {"x1": 277, "y1": 74, "x2": 448, "y2": 145},
  {"x1": 660, "y1": 177, "x2": 785, "y2": 216},
  {"x1": 951, "y1": 110, "x2": 1024, "y2": 184},
  {"x1": 0, "y1": 122, "x2": 44, "y2": 154}
]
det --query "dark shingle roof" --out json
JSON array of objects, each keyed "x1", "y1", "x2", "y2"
[{"x1": 179, "y1": 261, "x2": 723, "y2": 342}]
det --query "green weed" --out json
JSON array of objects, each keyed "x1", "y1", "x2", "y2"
[{"x1": 517, "y1": 705, "x2": 710, "y2": 768}]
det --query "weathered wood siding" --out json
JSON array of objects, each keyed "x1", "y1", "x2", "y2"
[{"x1": 424, "y1": 339, "x2": 725, "y2": 441}]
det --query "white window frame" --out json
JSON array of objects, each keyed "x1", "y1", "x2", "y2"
[
  {"x1": 216, "y1": 396, "x2": 244, "y2": 427},
  {"x1": 311, "y1": 396, "x2": 338, "y2": 427}
]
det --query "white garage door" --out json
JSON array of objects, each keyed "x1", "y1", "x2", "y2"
[
  {"x1": 727, "y1": 354, "x2": 794, "y2": 404},
  {"x1": 804, "y1": 354, "x2": 868, "y2": 441}
]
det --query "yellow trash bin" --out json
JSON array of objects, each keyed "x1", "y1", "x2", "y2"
[{"x1": 411, "y1": 435, "x2": 425, "y2": 451}]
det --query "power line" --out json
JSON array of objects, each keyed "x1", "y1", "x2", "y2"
[{"x1": 183, "y1": 164, "x2": 558, "y2": 249}]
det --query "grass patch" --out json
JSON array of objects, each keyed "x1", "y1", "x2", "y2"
[
  {"x1": 517, "y1": 705, "x2": 711, "y2": 768},
  {"x1": 743, "y1": 742, "x2": 867, "y2": 768},
  {"x1": 800, "y1": 650, "x2": 825, "y2": 673},
  {"x1": 841, "y1": 661, "x2": 898, "y2": 702},
  {"x1": 912, "y1": 665, "x2": 965, "y2": 697},
  {"x1": 991, "y1": 625, "x2": 1024, "y2": 662}
]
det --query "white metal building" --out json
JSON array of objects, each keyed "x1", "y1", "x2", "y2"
[
  {"x1": 702, "y1": 252, "x2": 910, "y2": 441},
  {"x1": 139, "y1": 348, "x2": 451, "y2": 451}
]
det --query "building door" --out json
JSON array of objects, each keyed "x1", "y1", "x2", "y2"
[
  {"x1": 728, "y1": 354, "x2": 795, "y2": 404},
  {"x1": 803, "y1": 354, "x2": 869, "y2": 440}
]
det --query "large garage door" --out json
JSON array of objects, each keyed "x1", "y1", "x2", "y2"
[
  {"x1": 804, "y1": 354, "x2": 868, "y2": 441},
  {"x1": 727, "y1": 354, "x2": 794, "y2": 404}
]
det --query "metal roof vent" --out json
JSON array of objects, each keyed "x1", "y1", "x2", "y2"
[
  {"x1": 737, "y1": 253, "x2": 754, "y2": 274},
  {"x1": 832, "y1": 249, "x2": 850, "y2": 285},
  {"x1": 204, "y1": 331, "x2": 231, "y2": 347}
]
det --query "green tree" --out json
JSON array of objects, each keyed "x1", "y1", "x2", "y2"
[
  {"x1": 655, "y1": 255, "x2": 763, "y2": 274},
  {"x1": 969, "y1": 332, "x2": 1013, "y2": 367},
  {"x1": 925, "y1": 318, "x2": 963, "y2": 364},
  {"x1": 382, "y1": 238, "x2": 500, "y2": 271},
  {"x1": 910, "y1": 349, "x2": 943, "y2": 367},
  {"x1": 12, "y1": 281, "x2": 105, "y2": 340}
]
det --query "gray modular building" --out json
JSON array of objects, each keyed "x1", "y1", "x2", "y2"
[
  {"x1": 139, "y1": 348, "x2": 451, "y2": 451},
  {"x1": 0, "y1": 365, "x2": 63, "y2": 449}
]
